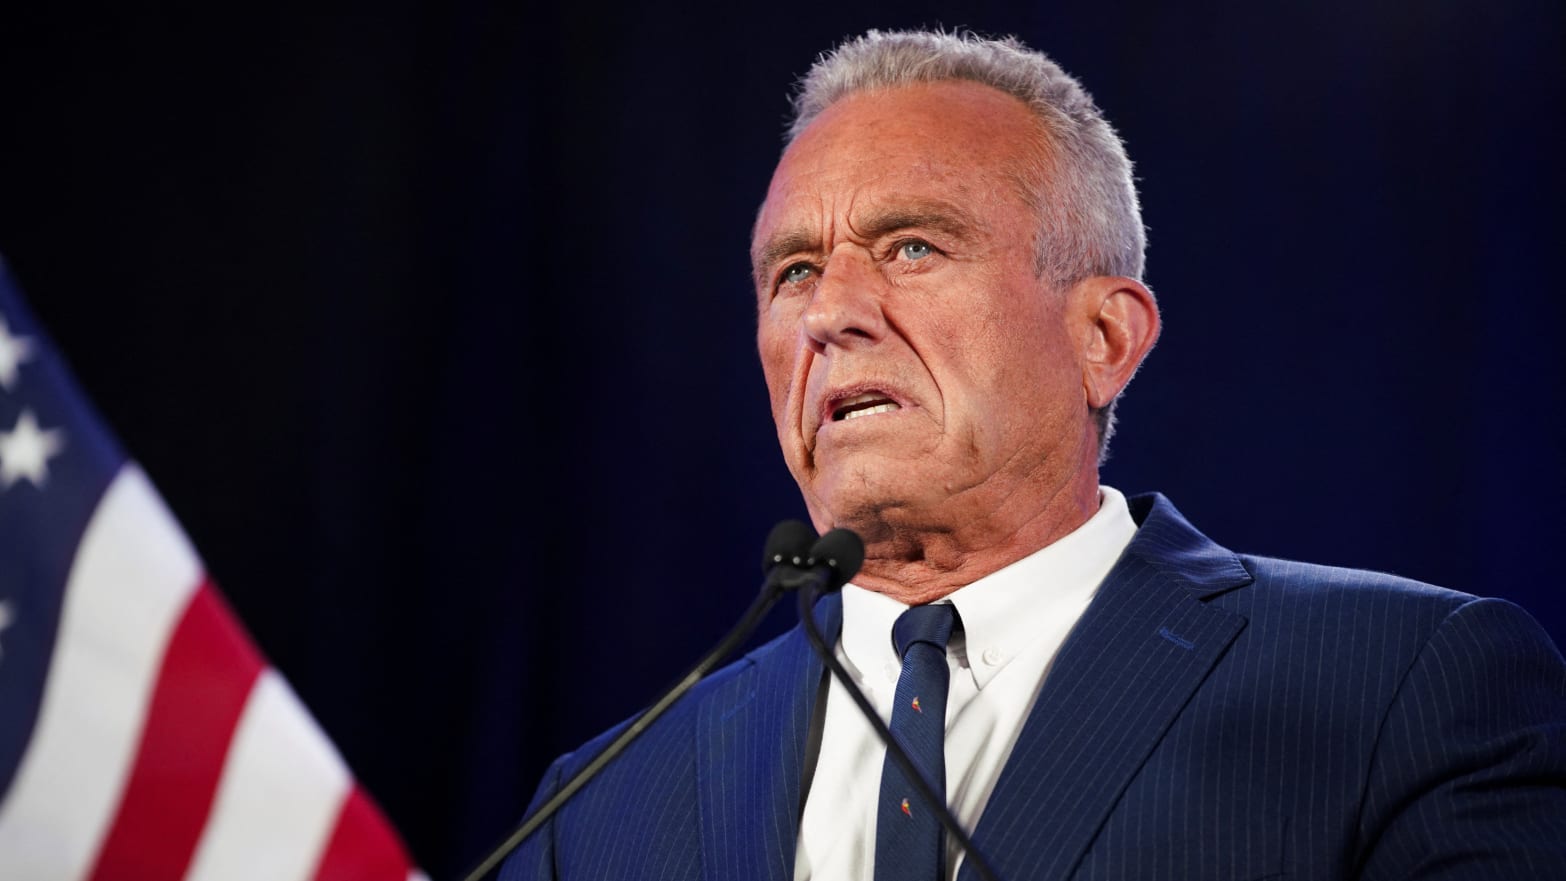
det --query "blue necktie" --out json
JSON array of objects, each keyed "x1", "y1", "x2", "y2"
[{"x1": 874, "y1": 603, "x2": 957, "y2": 881}]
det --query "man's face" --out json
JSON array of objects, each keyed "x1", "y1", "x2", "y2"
[{"x1": 752, "y1": 80, "x2": 1099, "y2": 538}]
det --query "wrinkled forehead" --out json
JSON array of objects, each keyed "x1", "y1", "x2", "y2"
[
  {"x1": 753, "y1": 154, "x2": 981, "y2": 242},
  {"x1": 750, "y1": 81, "x2": 1050, "y2": 265}
]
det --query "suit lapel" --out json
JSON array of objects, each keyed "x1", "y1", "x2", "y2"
[
  {"x1": 697, "y1": 593, "x2": 841, "y2": 881},
  {"x1": 961, "y1": 495, "x2": 1253, "y2": 881}
]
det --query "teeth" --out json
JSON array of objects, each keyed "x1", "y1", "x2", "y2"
[
  {"x1": 838, "y1": 393, "x2": 886, "y2": 408},
  {"x1": 841, "y1": 402, "x2": 900, "y2": 420}
]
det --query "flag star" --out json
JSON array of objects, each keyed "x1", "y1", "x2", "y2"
[
  {"x1": 0, "y1": 409, "x2": 67, "y2": 489},
  {"x1": 0, "y1": 316, "x2": 37, "y2": 391}
]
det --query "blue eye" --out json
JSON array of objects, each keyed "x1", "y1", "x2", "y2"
[
  {"x1": 899, "y1": 240, "x2": 933, "y2": 261},
  {"x1": 782, "y1": 263, "x2": 815, "y2": 284}
]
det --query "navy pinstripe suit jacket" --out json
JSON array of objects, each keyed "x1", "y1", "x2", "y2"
[{"x1": 500, "y1": 494, "x2": 1566, "y2": 880}]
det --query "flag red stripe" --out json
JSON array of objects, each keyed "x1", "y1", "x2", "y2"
[
  {"x1": 87, "y1": 579, "x2": 265, "y2": 881},
  {"x1": 310, "y1": 785, "x2": 413, "y2": 881}
]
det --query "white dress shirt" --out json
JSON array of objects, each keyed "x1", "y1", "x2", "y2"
[{"x1": 793, "y1": 486, "x2": 1138, "y2": 880}]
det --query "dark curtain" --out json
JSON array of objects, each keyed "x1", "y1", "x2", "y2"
[{"x1": 2, "y1": 1, "x2": 1561, "y2": 875}]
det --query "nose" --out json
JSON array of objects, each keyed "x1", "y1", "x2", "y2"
[{"x1": 801, "y1": 248, "x2": 887, "y2": 355}]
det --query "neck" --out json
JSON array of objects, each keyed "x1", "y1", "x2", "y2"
[{"x1": 845, "y1": 470, "x2": 1101, "y2": 606}]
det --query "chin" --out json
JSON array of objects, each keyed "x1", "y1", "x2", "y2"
[{"x1": 813, "y1": 477, "x2": 936, "y2": 538}]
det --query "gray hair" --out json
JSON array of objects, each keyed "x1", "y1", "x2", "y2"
[{"x1": 785, "y1": 29, "x2": 1147, "y2": 458}]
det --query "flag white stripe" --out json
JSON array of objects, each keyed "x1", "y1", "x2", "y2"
[
  {"x1": 184, "y1": 670, "x2": 352, "y2": 881},
  {"x1": 0, "y1": 465, "x2": 202, "y2": 880}
]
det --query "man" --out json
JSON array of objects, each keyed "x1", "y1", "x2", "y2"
[{"x1": 501, "y1": 30, "x2": 1566, "y2": 880}]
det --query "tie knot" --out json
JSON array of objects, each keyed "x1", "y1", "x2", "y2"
[{"x1": 891, "y1": 603, "x2": 956, "y2": 659}]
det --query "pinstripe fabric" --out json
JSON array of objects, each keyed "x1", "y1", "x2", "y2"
[
  {"x1": 500, "y1": 494, "x2": 1566, "y2": 881},
  {"x1": 498, "y1": 596, "x2": 839, "y2": 881},
  {"x1": 694, "y1": 595, "x2": 834, "y2": 881}
]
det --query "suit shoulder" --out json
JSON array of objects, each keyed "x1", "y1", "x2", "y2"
[
  {"x1": 1215, "y1": 555, "x2": 1479, "y2": 654},
  {"x1": 1223, "y1": 554, "x2": 1563, "y2": 665},
  {"x1": 1235, "y1": 553, "x2": 1478, "y2": 608}
]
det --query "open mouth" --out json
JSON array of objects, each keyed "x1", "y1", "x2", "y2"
[{"x1": 831, "y1": 392, "x2": 902, "y2": 422}]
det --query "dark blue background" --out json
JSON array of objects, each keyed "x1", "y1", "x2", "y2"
[{"x1": 2, "y1": 2, "x2": 1562, "y2": 876}]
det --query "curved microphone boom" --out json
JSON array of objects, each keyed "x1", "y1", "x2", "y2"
[
  {"x1": 460, "y1": 520, "x2": 817, "y2": 881},
  {"x1": 792, "y1": 529, "x2": 1003, "y2": 881}
]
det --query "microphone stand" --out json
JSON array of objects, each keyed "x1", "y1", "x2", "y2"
[
  {"x1": 460, "y1": 550, "x2": 806, "y2": 881},
  {"x1": 796, "y1": 577, "x2": 1002, "y2": 881}
]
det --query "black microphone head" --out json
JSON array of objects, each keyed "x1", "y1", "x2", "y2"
[
  {"x1": 806, "y1": 528, "x2": 865, "y2": 592},
  {"x1": 763, "y1": 519, "x2": 818, "y2": 572}
]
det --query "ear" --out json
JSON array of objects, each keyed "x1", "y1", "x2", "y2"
[{"x1": 1073, "y1": 276, "x2": 1161, "y2": 409}]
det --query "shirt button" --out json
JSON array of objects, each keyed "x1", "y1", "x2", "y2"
[
  {"x1": 981, "y1": 647, "x2": 1005, "y2": 666},
  {"x1": 883, "y1": 662, "x2": 902, "y2": 680}
]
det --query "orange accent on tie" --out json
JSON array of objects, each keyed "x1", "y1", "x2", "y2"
[
  {"x1": 901, "y1": 798, "x2": 912, "y2": 817},
  {"x1": 911, "y1": 696, "x2": 922, "y2": 713}
]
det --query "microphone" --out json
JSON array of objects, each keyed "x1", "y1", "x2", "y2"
[
  {"x1": 460, "y1": 520, "x2": 817, "y2": 881},
  {"x1": 775, "y1": 526, "x2": 864, "y2": 594},
  {"x1": 792, "y1": 530, "x2": 1002, "y2": 881},
  {"x1": 763, "y1": 518, "x2": 819, "y2": 576}
]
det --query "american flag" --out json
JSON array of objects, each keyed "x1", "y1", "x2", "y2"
[{"x1": 0, "y1": 258, "x2": 425, "y2": 881}]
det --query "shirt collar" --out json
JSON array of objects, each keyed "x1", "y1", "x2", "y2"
[{"x1": 839, "y1": 485, "x2": 1138, "y2": 690}]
